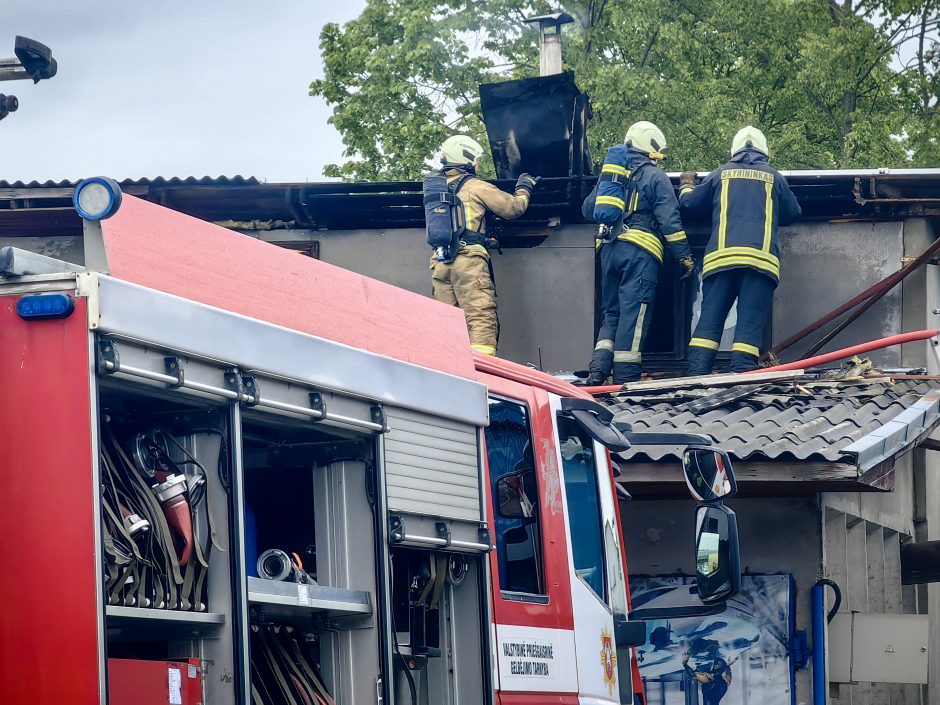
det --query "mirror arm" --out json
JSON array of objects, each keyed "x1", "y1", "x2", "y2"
[
  {"x1": 560, "y1": 397, "x2": 615, "y2": 423},
  {"x1": 628, "y1": 602, "x2": 727, "y2": 621},
  {"x1": 560, "y1": 397, "x2": 630, "y2": 452},
  {"x1": 621, "y1": 432, "x2": 713, "y2": 446}
]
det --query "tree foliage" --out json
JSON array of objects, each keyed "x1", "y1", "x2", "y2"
[{"x1": 311, "y1": 0, "x2": 939, "y2": 180}]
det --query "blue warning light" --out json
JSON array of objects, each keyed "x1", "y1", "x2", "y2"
[{"x1": 16, "y1": 293, "x2": 75, "y2": 320}]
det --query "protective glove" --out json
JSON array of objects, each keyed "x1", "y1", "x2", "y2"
[
  {"x1": 515, "y1": 173, "x2": 541, "y2": 195},
  {"x1": 679, "y1": 254, "x2": 696, "y2": 280},
  {"x1": 679, "y1": 171, "x2": 698, "y2": 191}
]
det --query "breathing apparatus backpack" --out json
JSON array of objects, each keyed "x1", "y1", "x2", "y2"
[
  {"x1": 593, "y1": 145, "x2": 645, "y2": 242},
  {"x1": 423, "y1": 170, "x2": 473, "y2": 263}
]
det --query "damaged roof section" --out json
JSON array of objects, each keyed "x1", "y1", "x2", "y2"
[{"x1": 600, "y1": 371, "x2": 940, "y2": 494}]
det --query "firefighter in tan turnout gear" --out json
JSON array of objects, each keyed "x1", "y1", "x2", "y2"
[{"x1": 426, "y1": 135, "x2": 539, "y2": 355}]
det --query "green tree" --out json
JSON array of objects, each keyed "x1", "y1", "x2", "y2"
[{"x1": 311, "y1": 0, "x2": 938, "y2": 180}]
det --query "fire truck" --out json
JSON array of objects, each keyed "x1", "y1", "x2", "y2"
[{"x1": 0, "y1": 179, "x2": 740, "y2": 705}]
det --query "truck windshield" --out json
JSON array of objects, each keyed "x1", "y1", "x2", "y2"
[{"x1": 557, "y1": 413, "x2": 606, "y2": 601}]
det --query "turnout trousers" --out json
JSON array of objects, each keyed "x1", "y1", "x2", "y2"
[
  {"x1": 590, "y1": 240, "x2": 660, "y2": 383},
  {"x1": 431, "y1": 248, "x2": 499, "y2": 355},
  {"x1": 688, "y1": 268, "x2": 775, "y2": 375}
]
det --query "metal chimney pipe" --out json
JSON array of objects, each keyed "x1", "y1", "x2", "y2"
[{"x1": 523, "y1": 13, "x2": 574, "y2": 77}]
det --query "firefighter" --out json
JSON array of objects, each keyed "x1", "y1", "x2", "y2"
[
  {"x1": 583, "y1": 121, "x2": 695, "y2": 385},
  {"x1": 430, "y1": 135, "x2": 539, "y2": 356},
  {"x1": 679, "y1": 126, "x2": 801, "y2": 374}
]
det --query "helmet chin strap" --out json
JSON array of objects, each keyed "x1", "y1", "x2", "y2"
[
  {"x1": 627, "y1": 143, "x2": 666, "y2": 161},
  {"x1": 441, "y1": 161, "x2": 476, "y2": 174}
]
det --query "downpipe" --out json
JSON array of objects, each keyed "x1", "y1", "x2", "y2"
[{"x1": 811, "y1": 579, "x2": 842, "y2": 705}]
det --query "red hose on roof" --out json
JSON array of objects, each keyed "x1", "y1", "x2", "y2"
[
  {"x1": 746, "y1": 328, "x2": 939, "y2": 373},
  {"x1": 584, "y1": 329, "x2": 939, "y2": 395}
]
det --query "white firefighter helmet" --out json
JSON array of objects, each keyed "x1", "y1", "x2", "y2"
[
  {"x1": 441, "y1": 135, "x2": 485, "y2": 167},
  {"x1": 731, "y1": 125, "x2": 769, "y2": 157},
  {"x1": 624, "y1": 121, "x2": 667, "y2": 160}
]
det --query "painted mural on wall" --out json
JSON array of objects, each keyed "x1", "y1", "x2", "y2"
[{"x1": 631, "y1": 575, "x2": 794, "y2": 705}]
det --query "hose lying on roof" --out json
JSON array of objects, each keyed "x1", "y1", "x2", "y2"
[
  {"x1": 748, "y1": 329, "x2": 939, "y2": 374},
  {"x1": 583, "y1": 329, "x2": 939, "y2": 395}
]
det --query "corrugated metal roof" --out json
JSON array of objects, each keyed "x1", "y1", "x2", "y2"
[
  {"x1": 0, "y1": 175, "x2": 260, "y2": 188},
  {"x1": 2, "y1": 169, "x2": 939, "y2": 232},
  {"x1": 602, "y1": 378, "x2": 940, "y2": 468}
]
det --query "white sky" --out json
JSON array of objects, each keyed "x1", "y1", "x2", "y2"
[{"x1": 0, "y1": 0, "x2": 366, "y2": 184}]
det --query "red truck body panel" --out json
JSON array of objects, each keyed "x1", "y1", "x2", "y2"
[
  {"x1": 0, "y1": 297, "x2": 100, "y2": 704},
  {"x1": 101, "y1": 195, "x2": 476, "y2": 379}
]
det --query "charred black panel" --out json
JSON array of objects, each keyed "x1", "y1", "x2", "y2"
[{"x1": 480, "y1": 71, "x2": 592, "y2": 180}]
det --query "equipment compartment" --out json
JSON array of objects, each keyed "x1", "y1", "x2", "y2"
[
  {"x1": 242, "y1": 414, "x2": 380, "y2": 704},
  {"x1": 97, "y1": 382, "x2": 239, "y2": 704}
]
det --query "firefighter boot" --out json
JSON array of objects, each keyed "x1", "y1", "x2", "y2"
[
  {"x1": 587, "y1": 340, "x2": 614, "y2": 386},
  {"x1": 612, "y1": 361, "x2": 642, "y2": 384},
  {"x1": 687, "y1": 344, "x2": 718, "y2": 376}
]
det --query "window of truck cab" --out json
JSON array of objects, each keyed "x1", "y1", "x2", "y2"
[
  {"x1": 484, "y1": 396, "x2": 546, "y2": 599},
  {"x1": 556, "y1": 413, "x2": 607, "y2": 602}
]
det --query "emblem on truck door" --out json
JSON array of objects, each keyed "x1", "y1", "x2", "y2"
[{"x1": 600, "y1": 628, "x2": 617, "y2": 694}]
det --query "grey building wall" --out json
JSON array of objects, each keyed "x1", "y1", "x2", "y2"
[
  {"x1": 773, "y1": 221, "x2": 905, "y2": 367},
  {"x1": 619, "y1": 497, "x2": 822, "y2": 702},
  {"x1": 260, "y1": 219, "x2": 916, "y2": 373}
]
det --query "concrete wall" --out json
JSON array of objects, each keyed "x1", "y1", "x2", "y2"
[
  {"x1": 0, "y1": 235, "x2": 83, "y2": 265},
  {"x1": 273, "y1": 218, "x2": 916, "y2": 372},
  {"x1": 619, "y1": 497, "x2": 823, "y2": 702},
  {"x1": 773, "y1": 221, "x2": 905, "y2": 366}
]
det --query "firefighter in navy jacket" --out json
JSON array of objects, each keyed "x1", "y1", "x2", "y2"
[
  {"x1": 679, "y1": 126, "x2": 801, "y2": 374},
  {"x1": 583, "y1": 121, "x2": 695, "y2": 385}
]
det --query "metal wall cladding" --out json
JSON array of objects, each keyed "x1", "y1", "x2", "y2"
[{"x1": 383, "y1": 407, "x2": 481, "y2": 523}]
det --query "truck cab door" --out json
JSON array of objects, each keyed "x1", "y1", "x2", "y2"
[
  {"x1": 482, "y1": 383, "x2": 580, "y2": 704},
  {"x1": 550, "y1": 394, "x2": 628, "y2": 705}
]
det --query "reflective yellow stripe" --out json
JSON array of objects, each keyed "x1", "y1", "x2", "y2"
[
  {"x1": 618, "y1": 229, "x2": 664, "y2": 262},
  {"x1": 718, "y1": 178, "x2": 729, "y2": 250},
  {"x1": 703, "y1": 246, "x2": 780, "y2": 265},
  {"x1": 596, "y1": 195, "x2": 626, "y2": 210},
  {"x1": 594, "y1": 339, "x2": 614, "y2": 352},
  {"x1": 721, "y1": 168, "x2": 774, "y2": 184},
  {"x1": 762, "y1": 180, "x2": 773, "y2": 252},
  {"x1": 471, "y1": 344, "x2": 496, "y2": 355},
  {"x1": 602, "y1": 163, "x2": 630, "y2": 176},
  {"x1": 664, "y1": 230, "x2": 687, "y2": 243},
  {"x1": 631, "y1": 303, "x2": 647, "y2": 351},
  {"x1": 703, "y1": 256, "x2": 780, "y2": 278},
  {"x1": 595, "y1": 238, "x2": 603, "y2": 250},
  {"x1": 679, "y1": 186, "x2": 695, "y2": 197},
  {"x1": 614, "y1": 351, "x2": 642, "y2": 363},
  {"x1": 631, "y1": 190, "x2": 640, "y2": 211},
  {"x1": 732, "y1": 342, "x2": 760, "y2": 356},
  {"x1": 690, "y1": 337, "x2": 720, "y2": 350}
]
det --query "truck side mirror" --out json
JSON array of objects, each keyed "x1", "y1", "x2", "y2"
[
  {"x1": 683, "y1": 446, "x2": 737, "y2": 501},
  {"x1": 496, "y1": 470, "x2": 538, "y2": 519},
  {"x1": 695, "y1": 504, "x2": 741, "y2": 604}
]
